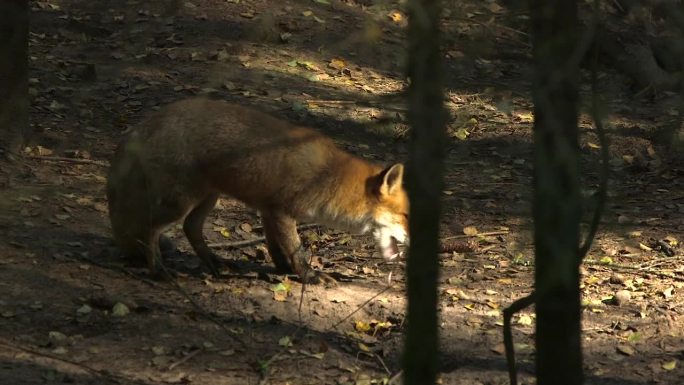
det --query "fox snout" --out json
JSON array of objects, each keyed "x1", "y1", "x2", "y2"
[{"x1": 374, "y1": 225, "x2": 408, "y2": 261}]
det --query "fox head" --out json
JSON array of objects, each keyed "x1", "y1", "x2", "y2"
[{"x1": 370, "y1": 163, "x2": 409, "y2": 260}]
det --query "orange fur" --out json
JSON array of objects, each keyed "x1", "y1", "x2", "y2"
[{"x1": 106, "y1": 98, "x2": 409, "y2": 283}]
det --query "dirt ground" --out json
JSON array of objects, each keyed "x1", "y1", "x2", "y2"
[{"x1": 1, "y1": 1, "x2": 683, "y2": 384}]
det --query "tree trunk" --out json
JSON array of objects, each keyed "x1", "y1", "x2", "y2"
[
  {"x1": 0, "y1": 0, "x2": 29, "y2": 159},
  {"x1": 528, "y1": 0, "x2": 584, "y2": 384},
  {"x1": 402, "y1": 0, "x2": 447, "y2": 384}
]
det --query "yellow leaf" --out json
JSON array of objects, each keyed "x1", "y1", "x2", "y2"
[
  {"x1": 587, "y1": 142, "x2": 601, "y2": 149},
  {"x1": 664, "y1": 235, "x2": 678, "y2": 246},
  {"x1": 515, "y1": 112, "x2": 534, "y2": 122},
  {"x1": 220, "y1": 228, "x2": 230, "y2": 238},
  {"x1": 463, "y1": 226, "x2": 478, "y2": 236},
  {"x1": 329, "y1": 58, "x2": 345, "y2": 69},
  {"x1": 452, "y1": 128, "x2": 469, "y2": 140},
  {"x1": 662, "y1": 360, "x2": 677, "y2": 371},
  {"x1": 358, "y1": 342, "x2": 370, "y2": 352},
  {"x1": 517, "y1": 314, "x2": 533, "y2": 326},
  {"x1": 302, "y1": 10, "x2": 313, "y2": 17},
  {"x1": 599, "y1": 256, "x2": 613, "y2": 264},
  {"x1": 387, "y1": 10, "x2": 403, "y2": 23},
  {"x1": 373, "y1": 321, "x2": 393, "y2": 332},
  {"x1": 355, "y1": 320, "x2": 371, "y2": 333},
  {"x1": 639, "y1": 243, "x2": 652, "y2": 251}
]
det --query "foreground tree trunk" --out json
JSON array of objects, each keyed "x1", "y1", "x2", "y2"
[
  {"x1": 403, "y1": 0, "x2": 446, "y2": 384},
  {"x1": 0, "y1": 0, "x2": 29, "y2": 159},
  {"x1": 528, "y1": 0, "x2": 583, "y2": 384}
]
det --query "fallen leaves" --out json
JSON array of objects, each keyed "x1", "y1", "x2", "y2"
[{"x1": 271, "y1": 279, "x2": 292, "y2": 302}]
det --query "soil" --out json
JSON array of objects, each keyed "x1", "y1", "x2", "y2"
[{"x1": 1, "y1": 1, "x2": 684, "y2": 384}]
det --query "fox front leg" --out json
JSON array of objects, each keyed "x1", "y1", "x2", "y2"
[{"x1": 261, "y1": 210, "x2": 336, "y2": 286}]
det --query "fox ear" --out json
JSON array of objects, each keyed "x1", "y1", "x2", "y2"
[{"x1": 379, "y1": 164, "x2": 404, "y2": 196}]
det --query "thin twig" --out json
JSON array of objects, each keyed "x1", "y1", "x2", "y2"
[
  {"x1": 387, "y1": 370, "x2": 403, "y2": 385},
  {"x1": 250, "y1": 223, "x2": 320, "y2": 232},
  {"x1": 27, "y1": 155, "x2": 110, "y2": 167},
  {"x1": 330, "y1": 285, "x2": 393, "y2": 331},
  {"x1": 155, "y1": 262, "x2": 250, "y2": 352},
  {"x1": 0, "y1": 339, "x2": 149, "y2": 385},
  {"x1": 374, "y1": 353, "x2": 392, "y2": 375},
  {"x1": 306, "y1": 99, "x2": 359, "y2": 105},
  {"x1": 452, "y1": 16, "x2": 530, "y2": 40},
  {"x1": 209, "y1": 224, "x2": 323, "y2": 248},
  {"x1": 441, "y1": 230, "x2": 509, "y2": 241},
  {"x1": 208, "y1": 237, "x2": 265, "y2": 249},
  {"x1": 167, "y1": 348, "x2": 202, "y2": 371}
]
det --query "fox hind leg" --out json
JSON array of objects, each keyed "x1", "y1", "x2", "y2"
[{"x1": 183, "y1": 193, "x2": 222, "y2": 277}]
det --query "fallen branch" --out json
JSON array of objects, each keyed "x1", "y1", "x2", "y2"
[
  {"x1": 27, "y1": 155, "x2": 110, "y2": 167},
  {"x1": 441, "y1": 230, "x2": 509, "y2": 241},
  {"x1": 584, "y1": 259, "x2": 684, "y2": 282}
]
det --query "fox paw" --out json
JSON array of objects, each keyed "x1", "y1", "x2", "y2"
[{"x1": 301, "y1": 270, "x2": 337, "y2": 287}]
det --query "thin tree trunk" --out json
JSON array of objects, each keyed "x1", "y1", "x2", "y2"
[
  {"x1": 403, "y1": 0, "x2": 446, "y2": 384},
  {"x1": 528, "y1": 0, "x2": 583, "y2": 384},
  {"x1": 0, "y1": 0, "x2": 29, "y2": 159}
]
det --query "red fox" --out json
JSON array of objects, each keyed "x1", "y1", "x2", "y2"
[{"x1": 106, "y1": 98, "x2": 409, "y2": 284}]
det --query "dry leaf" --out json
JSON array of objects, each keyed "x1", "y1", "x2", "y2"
[
  {"x1": 662, "y1": 360, "x2": 677, "y2": 370},
  {"x1": 387, "y1": 10, "x2": 404, "y2": 23},
  {"x1": 329, "y1": 58, "x2": 345, "y2": 70},
  {"x1": 463, "y1": 226, "x2": 478, "y2": 236},
  {"x1": 616, "y1": 344, "x2": 635, "y2": 356}
]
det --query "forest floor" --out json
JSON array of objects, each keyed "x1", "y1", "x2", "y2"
[{"x1": 1, "y1": 1, "x2": 684, "y2": 384}]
